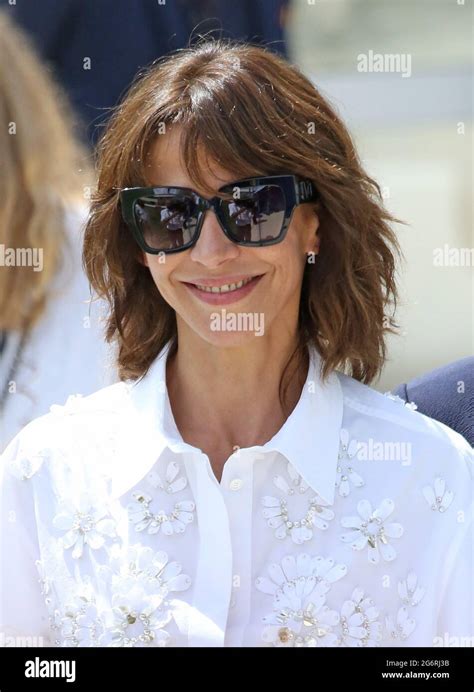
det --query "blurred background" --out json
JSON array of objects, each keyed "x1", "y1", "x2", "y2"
[
  {"x1": 287, "y1": 0, "x2": 473, "y2": 391},
  {"x1": 0, "y1": 0, "x2": 472, "y2": 403}
]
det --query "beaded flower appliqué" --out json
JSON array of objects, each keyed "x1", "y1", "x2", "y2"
[
  {"x1": 255, "y1": 553, "x2": 383, "y2": 647},
  {"x1": 52, "y1": 493, "x2": 117, "y2": 560},
  {"x1": 37, "y1": 545, "x2": 192, "y2": 647},
  {"x1": 98, "y1": 544, "x2": 192, "y2": 647},
  {"x1": 261, "y1": 463, "x2": 335, "y2": 544},
  {"x1": 256, "y1": 553, "x2": 348, "y2": 646},
  {"x1": 339, "y1": 588, "x2": 382, "y2": 647},
  {"x1": 127, "y1": 461, "x2": 195, "y2": 536},
  {"x1": 422, "y1": 477, "x2": 454, "y2": 513},
  {"x1": 340, "y1": 498, "x2": 404, "y2": 564},
  {"x1": 385, "y1": 571, "x2": 425, "y2": 642},
  {"x1": 335, "y1": 428, "x2": 365, "y2": 498}
]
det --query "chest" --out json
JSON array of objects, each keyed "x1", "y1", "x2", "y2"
[{"x1": 33, "y1": 450, "x2": 434, "y2": 647}]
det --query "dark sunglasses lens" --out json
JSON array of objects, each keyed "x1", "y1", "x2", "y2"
[
  {"x1": 133, "y1": 194, "x2": 199, "y2": 251},
  {"x1": 221, "y1": 184, "x2": 286, "y2": 244}
]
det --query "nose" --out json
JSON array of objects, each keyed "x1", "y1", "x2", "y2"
[{"x1": 189, "y1": 208, "x2": 239, "y2": 266}]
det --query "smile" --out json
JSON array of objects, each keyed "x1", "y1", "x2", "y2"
[
  {"x1": 193, "y1": 277, "x2": 255, "y2": 293},
  {"x1": 182, "y1": 274, "x2": 264, "y2": 305}
]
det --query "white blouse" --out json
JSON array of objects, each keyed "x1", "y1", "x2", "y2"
[{"x1": 0, "y1": 346, "x2": 472, "y2": 648}]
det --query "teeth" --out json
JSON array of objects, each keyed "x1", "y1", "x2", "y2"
[{"x1": 194, "y1": 277, "x2": 255, "y2": 293}]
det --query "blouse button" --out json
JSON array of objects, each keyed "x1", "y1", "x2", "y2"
[{"x1": 229, "y1": 478, "x2": 243, "y2": 491}]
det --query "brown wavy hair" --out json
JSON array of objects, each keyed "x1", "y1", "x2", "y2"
[{"x1": 83, "y1": 37, "x2": 402, "y2": 396}]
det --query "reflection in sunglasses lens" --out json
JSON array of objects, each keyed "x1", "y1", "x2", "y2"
[
  {"x1": 136, "y1": 195, "x2": 199, "y2": 251},
  {"x1": 134, "y1": 184, "x2": 286, "y2": 250},
  {"x1": 224, "y1": 185, "x2": 285, "y2": 243}
]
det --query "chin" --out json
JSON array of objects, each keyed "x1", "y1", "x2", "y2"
[
  {"x1": 201, "y1": 328, "x2": 265, "y2": 348},
  {"x1": 177, "y1": 307, "x2": 269, "y2": 345},
  {"x1": 182, "y1": 312, "x2": 266, "y2": 347}
]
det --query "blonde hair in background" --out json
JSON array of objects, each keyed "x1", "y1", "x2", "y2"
[{"x1": 0, "y1": 10, "x2": 92, "y2": 332}]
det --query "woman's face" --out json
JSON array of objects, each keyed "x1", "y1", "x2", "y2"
[{"x1": 142, "y1": 126, "x2": 320, "y2": 347}]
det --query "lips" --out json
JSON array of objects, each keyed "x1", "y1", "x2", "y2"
[
  {"x1": 192, "y1": 277, "x2": 255, "y2": 294},
  {"x1": 182, "y1": 274, "x2": 264, "y2": 305}
]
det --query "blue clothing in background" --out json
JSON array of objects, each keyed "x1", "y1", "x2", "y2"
[
  {"x1": 392, "y1": 357, "x2": 474, "y2": 447},
  {"x1": 1, "y1": 0, "x2": 289, "y2": 145}
]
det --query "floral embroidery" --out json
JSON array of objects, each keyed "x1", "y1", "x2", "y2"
[
  {"x1": 38, "y1": 546, "x2": 192, "y2": 647},
  {"x1": 335, "y1": 429, "x2": 364, "y2": 498},
  {"x1": 422, "y1": 477, "x2": 454, "y2": 513},
  {"x1": 53, "y1": 494, "x2": 117, "y2": 559},
  {"x1": 35, "y1": 565, "x2": 104, "y2": 647},
  {"x1": 9, "y1": 450, "x2": 47, "y2": 481},
  {"x1": 340, "y1": 498, "x2": 404, "y2": 564},
  {"x1": 127, "y1": 461, "x2": 195, "y2": 536},
  {"x1": 384, "y1": 571, "x2": 425, "y2": 642},
  {"x1": 101, "y1": 585, "x2": 174, "y2": 647},
  {"x1": 398, "y1": 572, "x2": 425, "y2": 607},
  {"x1": 99, "y1": 546, "x2": 191, "y2": 647},
  {"x1": 36, "y1": 560, "x2": 51, "y2": 598},
  {"x1": 261, "y1": 463, "x2": 335, "y2": 544},
  {"x1": 36, "y1": 559, "x2": 59, "y2": 631},
  {"x1": 385, "y1": 606, "x2": 416, "y2": 641},
  {"x1": 57, "y1": 596, "x2": 103, "y2": 647},
  {"x1": 105, "y1": 544, "x2": 193, "y2": 593},
  {"x1": 255, "y1": 553, "x2": 347, "y2": 647},
  {"x1": 338, "y1": 588, "x2": 382, "y2": 647}
]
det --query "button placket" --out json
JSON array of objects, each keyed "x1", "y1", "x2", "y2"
[
  {"x1": 182, "y1": 452, "x2": 233, "y2": 647},
  {"x1": 221, "y1": 451, "x2": 254, "y2": 646}
]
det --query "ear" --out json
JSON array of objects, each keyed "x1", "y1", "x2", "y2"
[
  {"x1": 304, "y1": 210, "x2": 321, "y2": 256},
  {"x1": 313, "y1": 227, "x2": 321, "y2": 254},
  {"x1": 137, "y1": 252, "x2": 149, "y2": 267}
]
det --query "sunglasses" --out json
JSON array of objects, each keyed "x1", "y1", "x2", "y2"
[{"x1": 120, "y1": 174, "x2": 318, "y2": 254}]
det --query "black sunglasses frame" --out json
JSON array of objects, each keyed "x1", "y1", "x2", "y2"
[{"x1": 120, "y1": 174, "x2": 318, "y2": 255}]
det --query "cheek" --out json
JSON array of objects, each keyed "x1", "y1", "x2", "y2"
[
  {"x1": 266, "y1": 234, "x2": 308, "y2": 280},
  {"x1": 146, "y1": 257, "x2": 180, "y2": 300}
]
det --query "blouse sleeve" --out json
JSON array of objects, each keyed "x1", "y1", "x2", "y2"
[{"x1": 0, "y1": 430, "x2": 52, "y2": 646}]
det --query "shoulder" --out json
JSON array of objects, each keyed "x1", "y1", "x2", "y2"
[
  {"x1": 335, "y1": 371, "x2": 473, "y2": 484},
  {"x1": 334, "y1": 371, "x2": 473, "y2": 584},
  {"x1": 1, "y1": 381, "x2": 133, "y2": 481}
]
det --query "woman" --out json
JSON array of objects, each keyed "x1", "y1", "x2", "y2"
[
  {"x1": 0, "y1": 38, "x2": 472, "y2": 648},
  {"x1": 0, "y1": 12, "x2": 114, "y2": 451}
]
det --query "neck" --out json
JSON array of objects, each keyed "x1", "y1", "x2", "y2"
[{"x1": 166, "y1": 325, "x2": 308, "y2": 462}]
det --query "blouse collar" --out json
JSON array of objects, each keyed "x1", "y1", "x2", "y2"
[{"x1": 113, "y1": 344, "x2": 344, "y2": 504}]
